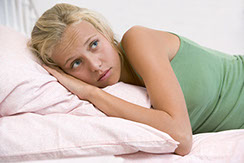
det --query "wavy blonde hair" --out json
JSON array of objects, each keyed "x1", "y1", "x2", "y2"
[{"x1": 28, "y1": 3, "x2": 143, "y2": 85}]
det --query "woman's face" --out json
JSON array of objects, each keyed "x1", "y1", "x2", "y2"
[{"x1": 51, "y1": 21, "x2": 122, "y2": 88}]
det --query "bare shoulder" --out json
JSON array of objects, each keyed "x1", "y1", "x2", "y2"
[{"x1": 121, "y1": 25, "x2": 180, "y2": 61}]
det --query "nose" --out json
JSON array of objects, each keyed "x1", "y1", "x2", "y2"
[{"x1": 87, "y1": 55, "x2": 102, "y2": 72}]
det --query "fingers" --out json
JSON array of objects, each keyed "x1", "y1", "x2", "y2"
[
  {"x1": 42, "y1": 64, "x2": 54, "y2": 74},
  {"x1": 42, "y1": 64, "x2": 64, "y2": 78}
]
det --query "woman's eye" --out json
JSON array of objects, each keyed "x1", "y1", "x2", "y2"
[
  {"x1": 71, "y1": 60, "x2": 81, "y2": 69},
  {"x1": 90, "y1": 40, "x2": 98, "y2": 49}
]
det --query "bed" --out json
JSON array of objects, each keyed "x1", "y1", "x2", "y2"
[{"x1": 1, "y1": 1, "x2": 244, "y2": 163}]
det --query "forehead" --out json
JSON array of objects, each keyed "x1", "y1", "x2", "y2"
[{"x1": 61, "y1": 20, "x2": 98, "y2": 45}]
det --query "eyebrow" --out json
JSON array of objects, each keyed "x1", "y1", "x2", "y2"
[
  {"x1": 63, "y1": 34, "x2": 97, "y2": 67},
  {"x1": 83, "y1": 34, "x2": 97, "y2": 47},
  {"x1": 64, "y1": 56, "x2": 75, "y2": 67}
]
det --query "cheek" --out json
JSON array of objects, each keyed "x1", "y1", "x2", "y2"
[
  {"x1": 67, "y1": 70, "x2": 90, "y2": 82},
  {"x1": 102, "y1": 44, "x2": 119, "y2": 61}
]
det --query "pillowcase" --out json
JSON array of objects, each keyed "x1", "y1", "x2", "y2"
[
  {"x1": 0, "y1": 113, "x2": 179, "y2": 162},
  {"x1": 0, "y1": 25, "x2": 179, "y2": 161},
  {"x1": 0, "y1": 25, "x2": 150, "y2": 117}
]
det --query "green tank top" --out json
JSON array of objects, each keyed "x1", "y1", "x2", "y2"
[{"x1": 120, "y1": 33, "x2": 244, "y2": 134}]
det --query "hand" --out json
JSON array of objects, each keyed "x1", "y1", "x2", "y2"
[{"x1": 42, "y1": 64, "x2": 95, "y2": 101}]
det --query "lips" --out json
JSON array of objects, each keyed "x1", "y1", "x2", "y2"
[{"x1": 98, "y1": 68, "x2": 111, "y2": 81}]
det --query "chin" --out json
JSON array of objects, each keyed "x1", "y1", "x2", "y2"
[{"x1": 98, "y1": 78, "x2": 119, "y2": 88}]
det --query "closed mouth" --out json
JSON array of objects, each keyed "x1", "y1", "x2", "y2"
[{"x1": 98, "y1": 68, "x2": 111, "y2": 81}]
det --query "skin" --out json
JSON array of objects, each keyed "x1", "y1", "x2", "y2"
[{"x1": 44, "y1": 21, "x2": 193, "y2": 156}]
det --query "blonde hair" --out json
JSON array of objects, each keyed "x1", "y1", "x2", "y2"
[{"x1": 28, "y1": 3, "x2": 143, "y2": 85}]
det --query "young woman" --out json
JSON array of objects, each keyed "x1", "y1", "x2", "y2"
[{"x1": 29, "y1": 3, "x2": 244, "y2": 156}]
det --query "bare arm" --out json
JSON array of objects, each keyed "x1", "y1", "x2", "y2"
[{"x1": 119, "y1": 26, "x2": 192, "y2": 155}]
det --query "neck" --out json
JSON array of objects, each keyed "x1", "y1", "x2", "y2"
[
  {"x1": 119, "y1": 60, "x2": 134, "y2": 84},
  {"x1": 119, "y1": 59, "x2": 144, "y2": 87}
]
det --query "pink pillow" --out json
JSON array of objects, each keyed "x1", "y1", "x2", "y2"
[
  {"x1": 0, "y1": 25, "x2": 179, "y2": 161},
  {"x1": 0, "y1": 25, "x2": 151, "y2": 117}
]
